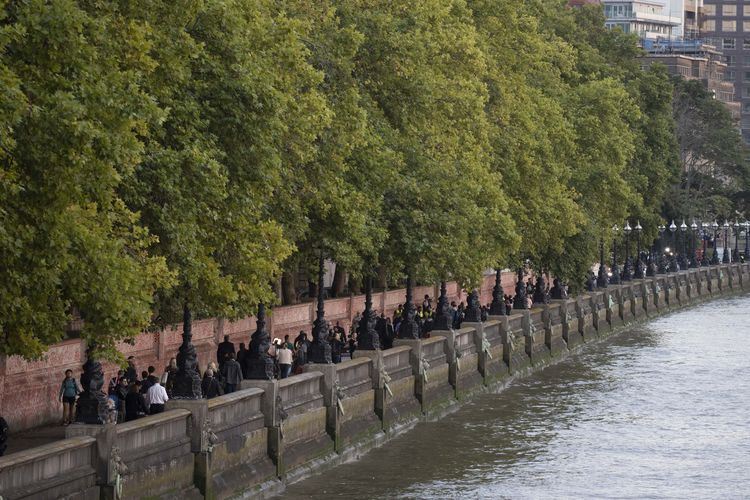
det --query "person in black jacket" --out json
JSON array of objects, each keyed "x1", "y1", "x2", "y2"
[
  {"x1": 125, "y1": 356, "x2": 138, "y2": 384},
  {"x1": 202, "y1": 369, "x2": 224, "y2": 399},
  {"x1": 216, "y1": 335, "x2": 235, "y2": 369},
  {"x1": 125, "y1": 382, "x2": 149, "y2": 421},
  {"x1": 236, "y1": 343, "x2": 248, "y2": 378},
  {"x1": 221, "y1": 353, "x2": 243, "y2": 394},
  {"x1": 376, "y1": 315, "x2": 395, "y2": 349}
]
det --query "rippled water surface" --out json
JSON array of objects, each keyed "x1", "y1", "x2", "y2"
[{"x1": 281, "y1": 296, "x2": 750, "y2": 499}]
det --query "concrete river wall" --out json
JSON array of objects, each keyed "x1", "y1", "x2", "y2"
[{"x1": 1, "y1": 264, "x2": 748, "y2": 499}]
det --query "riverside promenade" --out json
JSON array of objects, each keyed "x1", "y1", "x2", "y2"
[
  {"x1": 0, "y1": 274, "x2": 518, "y2": 434},
  {"x1": 0, "y1": 263, "x2": 746, "y2": 499}
]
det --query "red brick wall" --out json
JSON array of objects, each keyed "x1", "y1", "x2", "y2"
[{"x1": 0, "y1": 271, "x2": 520, "y2": 431}]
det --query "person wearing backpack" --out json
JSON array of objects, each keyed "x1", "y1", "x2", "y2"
[{"x1": 59, "y1": 369, "x2": 82, "y2": 426}]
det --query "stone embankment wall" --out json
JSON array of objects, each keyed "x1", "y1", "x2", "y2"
[
  {"x1": 0, "y1": 273, "x2": 519, "y2": 432},
  {"x1": 1, "y1": 264, "x2": 748, "y2": 499}
]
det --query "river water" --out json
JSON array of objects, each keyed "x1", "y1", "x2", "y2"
[{"x1": 281, "y1": 296, "x2": 750, "y2": 499}]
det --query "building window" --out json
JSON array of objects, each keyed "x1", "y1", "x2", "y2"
[
  {"x1": 728, "y1": 71, "x2": 736, "y2": 80},
  {"x1": 704, "y1": 19, "x2": 716, "y2": 31},
  {"x1": 725, "y1": 5, "x2": 738, "y2": 17},
  {"x1": 724, "y1": 38, "x2": 737, "y2": 49},
  {"x1": 727, "y1": 55, "x2": 736, "y2": 66},
  {"x1": 744, "y1": 21, "x2": 750, "y2": 32},
  {"x1": 723, "y1": 20, "x2": 738, "y2": 32},
  {"x1": 704, "y1": 4, "x2": 716, "y2": 16},
  {"x1": 744, "y1": 87, "x2": 750, "y2": 98},
  {"x1": 745, "y1": 6, "x2": 750, "y2": 16},
  {"x1": 743, "y1": 103, "x2": 750, "y2": 113}
]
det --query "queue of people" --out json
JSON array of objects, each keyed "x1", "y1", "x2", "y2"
[{"x1": 55, "y1": 289, "x2": 530, "y2": 427}]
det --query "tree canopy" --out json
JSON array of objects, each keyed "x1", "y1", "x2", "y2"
[{"x1": 1, "y1": 0, "x2": 745, "y2": 359}]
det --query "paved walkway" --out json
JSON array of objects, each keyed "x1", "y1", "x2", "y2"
[{"x1": 4, "y1": 423, "x2": 67, "y2": 456}]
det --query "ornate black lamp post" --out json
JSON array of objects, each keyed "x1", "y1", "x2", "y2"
[
  {"x1": 465, "y1": 289, "x2": 483, "y2": 321},
  {"x1": 245, "y1": 304, "x2": 274, "y2": 379},
  {"x1": 75, "y1": 345, "x2": 108, "y2": 424},
  {"x1": 488, "y1": 270, "x2": 507, "y2": 316},
  {"x1": 711, "y1": 220, "x2": 720, "y2": 265},
  {"x1": 533, "y1": 270, "x2": 549, "y2": 304},
  {"x1": 357, "y1": 275, "x2": 380, "y2": 350},
  {"x1": 597, "y1": 238, "x2": 609, "y2": 288},
  {"x1": 398, "y1": 272, "x2": 421, "y2": 338},
  {"x1": 722, "y1": 221, "x2": 730, "y2": 263},
  {"x1": 172, "y1": 304, "x2": 203, "y2": 399},
  {"x1": 634, "y1": 221, "x2": 644, "y2": 279},
  {"x1": 701, "y1": 221, "x2": 710, "y2": 267},
  {"x1": 513, "y1": 268, "x2": 528, "y2": 310},
  {"x1": 677, "y1": 220, "x2": 688, "y2": 270},
  {"x1": 689, "y1": 220, "x2": 698, "y2": 268},
  {"x1": 657, "y1": 224, "x2": 667, "y2": 274},
  {"x1": 744, "y1": 221, "x2": 750, "y2": 261},
  {"x1": 733, "y1": 221, "x2": 740, "y2": 262},
  {"x1": 622, "y1": 221, "x2": 633, "y2": 281},
  {"x1": 434, "y1": 281, "x2": 454, "y2": 330},
  {"x1": 309, "y1": 255, "x2": 332, "y2": 363},
  {"x1": 611, "y1": 225, "x2": 621, "y2": 284},
  {"x1": 669, "y1": 219, "x2": 680, "y2": 272}
]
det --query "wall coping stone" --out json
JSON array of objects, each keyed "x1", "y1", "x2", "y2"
[
  {"x1": 208, "y1": 387, "x2": 264, "y2": 411},
  {"x1": 0, "y1": 435, "x2": 95, "y2": 468}
]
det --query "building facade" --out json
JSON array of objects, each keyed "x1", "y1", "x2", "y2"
[
  {"x1": 603, "y1": 0, "x2": 681, "y2": 38},
  {"x1": 701, "y1": 0, "x2": 750, "y2": 141},
  {"x1": 641, "y1": 39, "x2": 740, "y2": 118}
]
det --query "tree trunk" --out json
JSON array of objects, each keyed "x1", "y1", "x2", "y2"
[
  {"x1": 331, "y1": 264, "x2": 347, "y2": 297},
  {"x1": 281, "y1": 271, "x2": 298, "y2": 305},
  {"x1": 376, "y1": 265, "x2": 387, "y2": 290}
]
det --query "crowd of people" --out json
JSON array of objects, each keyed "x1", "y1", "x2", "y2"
[
  {"x1": 53, "y1": 285, "x2": 555, "y2": 427},
  {"x1": 56, "y1": 342, "x2": 248, "y2": 425}
]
